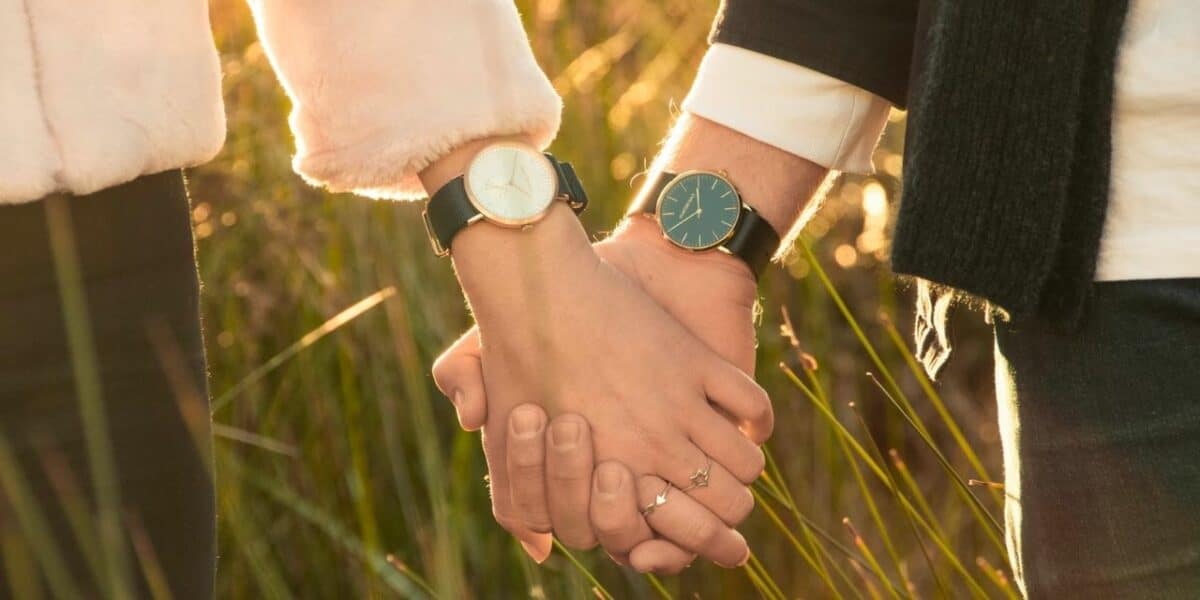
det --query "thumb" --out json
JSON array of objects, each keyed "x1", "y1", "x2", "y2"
[{"x1": 432, "y1": 327, "x2": 487, "y2": 431}]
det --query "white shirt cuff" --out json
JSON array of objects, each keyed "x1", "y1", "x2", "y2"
[{"x1": 682, "y1": 43, "x2": 891, "y2": 174}]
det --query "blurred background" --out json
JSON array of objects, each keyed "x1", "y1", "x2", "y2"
[{"x1": 195, "y1": 0, "x2": 1007, "y2": 597}]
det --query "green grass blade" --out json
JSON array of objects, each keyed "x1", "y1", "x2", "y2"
[
  {"x1": 866, "y1": 374, "x2": 1006, "y2": 557},
  {"x1": 782, "y1": 364, "x2": 991, "y2": 599},
  {"x1": 976, "y1": 556, "x2": 1020, "y2": 600},
  {"x1": 0, "y1": 431, "x2": 82, "y2": 599},
  {"x1": 841, "y1": 517, "x2": 902, "y2": 600},
  {"x1": 849, "y1": 403, "x2": 948, "y2": 600},
  {"x1": 2, "y1": 525, "x2": 45, "y2": 599},
  {"x1": 799, "y1": 364, "x2": 908, "y2": 594},
  {"x1": 552, "y1": 540, "x2": 615, "y2": 600},
  {"x1": 644, "y1": 574, "x2": 673, "y2": 600},
  {"x1": 879, "y1": 314, "x2": 1001, "y2": 506},
  {"x1": 743, "y1": 555, "x2": 784, "y2": 600},
  {"x1": 45, "y1": 197, "x2": 132, "y2": 599},
  {"x1": 211, "y1": 287, "x2": 396, "y2": 412},
  {"x1": 797, "y1": 241, "x2": 926, "y2": 437},
  {"x1": 228, "y1": 455, "x2": 434, "y2": 598}
]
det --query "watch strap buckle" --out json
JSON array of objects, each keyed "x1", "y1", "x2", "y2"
[{"x1": 422, "y1": 208, "x2": 450, "y2": 257}]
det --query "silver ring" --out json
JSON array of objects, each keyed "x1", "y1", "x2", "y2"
[
  {"x1": 640, "y1": 482, "x2": 673, "y2": 516},
  {"x1": 680, "y1": 458, "x2": 712, "y2": 493}
]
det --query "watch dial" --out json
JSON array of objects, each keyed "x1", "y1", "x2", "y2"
[
  {"x1": 465, "y1": 143, "x2": 558, "y2": 225},
  {"x1": 657, "y1": 172, "x2": 741, "y2": 250}
]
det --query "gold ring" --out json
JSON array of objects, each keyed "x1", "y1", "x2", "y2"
[
  {"x1": 680, "y1": 458, "x2": 712, "y2": 493},
  {"x1": 640, "y1": 482, "x2": 673, "y2": 516}
]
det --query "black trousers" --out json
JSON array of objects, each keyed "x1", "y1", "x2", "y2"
[
  {"x1": 0, "y1": 171, "x2": 214, "y2": 598},
  {"x1": 995, "y1": 279, "x2": 1200, "y2": 598}
]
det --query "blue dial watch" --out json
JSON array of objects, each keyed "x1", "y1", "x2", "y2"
[{"x1": 631, "y1": 170, "x2": 780, "y2": 277}]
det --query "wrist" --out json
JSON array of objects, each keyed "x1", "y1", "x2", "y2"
[
  {"x1": 602, "y1": 215, "x2": 757, "y2": 316},
  {"x1": 637, "y1": 113, "x2": 829, "y2": 237},
  {"x1": 419, "y1": 134, "x2": 598, "y2": 319},
  {"x1": 613, "y1": 215, "x2": 754, "y2": 280},
  {"x1": 453, "y1": 201, "x2": 598, "y2": 324}
]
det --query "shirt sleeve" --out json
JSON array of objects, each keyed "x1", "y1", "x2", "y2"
[
  {"x1": 682, "y1": 43, "x2": 892, "y2": 173},
  {"x1": 711, "y1": 0, "x2": 920, "y2": 108},
  {"x1": 247, "y1": 1, "x2": 561, "y2": 200}
]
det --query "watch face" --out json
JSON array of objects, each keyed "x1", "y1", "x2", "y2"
[
  {"x1": 464, "y1": 142, "x2": 558, "y2": 226},
  {"x1": 656, "y1": 171, "x2": 741, "y2": 250}
]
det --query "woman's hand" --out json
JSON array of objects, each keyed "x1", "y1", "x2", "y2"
[{"x1": 434, "y1": 211, "x2": 769, "y2": 572}]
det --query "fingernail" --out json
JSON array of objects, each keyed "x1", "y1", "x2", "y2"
[
  {"x1": 721, "y1": 531, "x2": 751, "y2": 568},
  {"x1": 520, "y1": 539, "x2": 552, "y2": 564},
  {"x1": 511, "y1": 408, "x2": 544, "y2": 437},
  {"x1": 549, "y1": 420, "x2": 580, "y2": 449},
  {"x1": 452, "y1": 390, "x2": 464, "y2": 407},
  {"x1": 595, "y1": 463, "x2": 623, "y2": 495}
]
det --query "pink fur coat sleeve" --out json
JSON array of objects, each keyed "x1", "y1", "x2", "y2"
[{"x1": 248, "y1": 0, "x2": 563, "y2": 200}]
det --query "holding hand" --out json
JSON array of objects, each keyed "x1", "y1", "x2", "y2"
[{"x1": 434, "y1": 211, "x2": 770, "y2": 573}]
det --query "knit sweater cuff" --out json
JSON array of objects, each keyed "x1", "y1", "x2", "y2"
[{"x1": 249, "y1": 1, "x2": 561, "y2": 200}]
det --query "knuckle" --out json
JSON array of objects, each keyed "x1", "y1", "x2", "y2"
[
  {"x1": 559, "y1": 531, "x2": 598, "y2": 551},
  {"x1": 591, "y1": 503, "x2": 637, "y2": 539},
  {"x1": 751, "y1": 390, "x2": 773, "y2": 425},
  {"x1": 509, "y1": 446, "x2": 546, "y2": 470},
  {"x1": 492, "y1": 509, "x2": 521, "y2": 535},
  {"x1": 519, "y1": 511, "x2": 552, "y2": 534},
  {"x1": 740, "y1": 446, "x2": 766, "y2": 483},
  {"x1": 430, "y1": 355, "x2": 456, "y2": 389},
  {"x1": 510, "y1": 461, "x2": 545, "y2": 482},
  {"x1": 460, "y1": 404, "x2": 486, "y2": 431},
  {"x1": 509, "y1": 403, "x2": 546, "y2": 424},
  {"x1": 551, "y1": 412, "x2": 588, "y2": 429},
  {"x1": 680, "y1": 519, "x2": 719, "y2": 550},
  {"x1": 548, "y1": 464, "x2": 589, "y2": 485},
  {"x1": 719, "y1": 488, "x2": 755, "y2": 526},
  {"x1": 593, "y1": 513, "x2": 634, "y2": 539}
]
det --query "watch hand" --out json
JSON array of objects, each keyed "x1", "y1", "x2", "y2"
[
  {"x1": 681, "y1": 190, "x2": 702, "y2": 220},
  {"x1": 666, "y1": 210, "x2": 700, "y2": 233},
  {"x1": 511, "y1": 164, "x2": 530, "y2": 197}
]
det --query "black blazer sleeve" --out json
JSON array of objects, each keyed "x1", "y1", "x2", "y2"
[{"x1": 711, "y1": 0, "x2": 921, "y2": 108}]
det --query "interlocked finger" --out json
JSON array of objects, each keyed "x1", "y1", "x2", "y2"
[
  {"x1": 655, "y1": 444, "x2": 755, "y2": 527},
  {"x1": 545, "y1": 414, "x2": 597, "y2": 549},
  {"x1": 635, "y1": 474, "x2": 750, "y2": 568},
  {"x1": 506, "y1": 405, "x2": 553, "y2": 533}
]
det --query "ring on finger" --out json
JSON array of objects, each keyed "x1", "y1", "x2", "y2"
[
  {"x1": 679, "y1": 457, "x2": 712, "y2": 493},
  {"x1": 640, "y1": 481, "x2": 673, "y2": 516}
]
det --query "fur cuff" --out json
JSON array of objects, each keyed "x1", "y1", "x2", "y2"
[{"x1": 250, "y1": 1, "x2": 563, "y2": 200}]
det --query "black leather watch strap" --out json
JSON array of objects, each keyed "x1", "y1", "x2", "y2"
[
  {"x1": 722, "y1": 207, "x2": 779, "y2": 278},
  {"x1": 423, "y1": 153, "x2": 587, "y2": 256},
  {"x1": 424, "y1": 177, "x2": 478, "y2": 256},
  {"x1": 548, "y1": 155, "x2": 589, "y2": 212},
  {"x1": 633, "y1": 171, "x2": 780, "y2": 277}
]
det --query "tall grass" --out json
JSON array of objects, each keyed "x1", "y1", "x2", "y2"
[{"x1": 2, "y1": 1, "x2": 1008, "y2": 597}]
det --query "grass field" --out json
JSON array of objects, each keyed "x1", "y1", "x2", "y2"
[{"x1": 4, "y1": 1, "x2": 1015, "y2": 598}]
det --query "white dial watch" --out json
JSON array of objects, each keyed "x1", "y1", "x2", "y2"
[
  {"x1": 464, "y1": 142, "x2": 560, "y2": 226},
  {"x1": 423, "y1": 142, "x2": 589, "y2": 256}
]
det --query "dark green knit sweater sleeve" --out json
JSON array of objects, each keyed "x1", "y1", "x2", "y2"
[{"x1": 710, "y1": 0, "x2": 920, "y2": 107}]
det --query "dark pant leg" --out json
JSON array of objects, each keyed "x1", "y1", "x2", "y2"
[
  {"x1": 0, "y1": 171, "x2": 214, "y2": 598},
  {"x1": 995, "y1": 279, "x2": 1200, "y2": 599}
]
